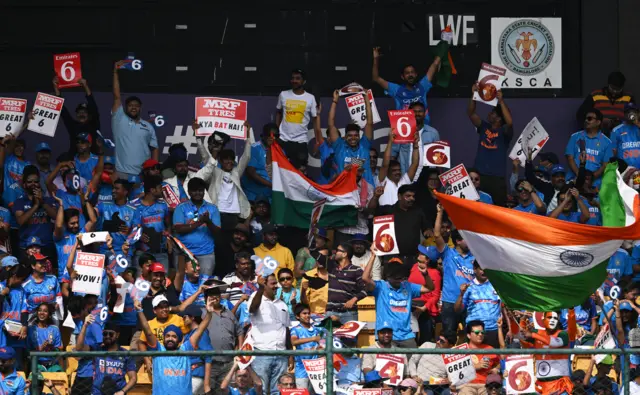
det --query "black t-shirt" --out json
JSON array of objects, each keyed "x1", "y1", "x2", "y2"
[
  {"x1": 378, "y1": 203, "x2": 429, "y2": 256},
  {"x1": 214, "y1": 236, "x2": 253, "y2": 279},
  {"x1": 139, "y1": 285, "x2": 179, "y2": 328}
]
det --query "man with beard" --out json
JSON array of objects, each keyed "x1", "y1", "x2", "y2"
[
  {"x1": 520, "y1": 310, "x2": 576, "y2": 395},
  {"x1": 73, "y1": 132, "x2": 100, "y2": 184},
  {"x1": 136, "y1": 295, "x2": 214, "y2": 395},
  {"x1": 129, "y1": 158, "x2": 163, "y2": 199},
  {"x1": 76, "y1": 321, "x2": 137, "y2": 395},
  {"x1": 54, "y1": 206, "x2": 96, "y2": 279},
  {"x1": 216, "y1": 223, "x2": 253, "y2": 279},
  {"x1": 275, "y1": 69, "x2": 318, "y2": 164},
  {"x1": 326, "y1": 88, "x2": 375, "y2": 186},
  {"x1": 222, "y1": 250, "x2": 257, "y2": 303},
  {"x1": 434, "y1": 203, "x2": 475, "y2": 337},
  {"x1": 253, "y1": 224, "x2": 295, "y2": 280},
  {"x1": 53, "y1": 76, "x2": 101, "y2": 155},
  {"x1": 95, "y1": 179, "x2": 141, "y2": 261},
  {"x1": 0, "y1": 347, "x2": 26, "y2": 395},
  {"x1": 165, "y1": 152, "x2": 213, "y2": 204},
  {"x1": 112, "y1": 60, "x2": 159, "y2": 179},
  {"x1": 34, "y1": 142, "x2": 53, "y2": 197},
  {"x1": 13, "y1": 165, "x2": 58, "y2": 261},
  {"x1": 376, "y1": 184, "x2": 429, "y2": 275},
  {"x1": 361, "y1": 324, "x2": 407, "y2": 375},
  {"x1": 349, "y1": 234, "x2": 381, "y2": 280},
  {"x1": 242, "y1": 123, "x2": 278, "y2": 202},
  {"x1": 377, "y1": 131, "x2": 420, "y2": 207},
  {"x1": 577, "y1": 71, "x2": 635, "y2": 135}
]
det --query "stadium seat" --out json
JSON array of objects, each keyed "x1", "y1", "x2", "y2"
[{"x1": 42, "y1": 372, "x2": 69, "y2": 394}]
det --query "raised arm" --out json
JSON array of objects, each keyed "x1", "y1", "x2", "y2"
[
  {"x1": 312, "y1": 102, "x2": 323, "y2": 154},
  {"x1": 363, "y1": 90, "x2": 374, "y2": 142},
  {"x1": 548, "y1": 194, "x2": 571, "y2": 219},
  {"x1": 426, "y1": 55, "x2": 442, "y2": 82},
  {"x1": 189, "y1": 303, "x2": 213, "y2": 349},
  {"x1": 135, "y1": 300, "x2": 158, "y2": 349},
  {"x1": 378, "y1": 130, "x2": 395, "y2": 183},
  {"x1": 361, "y1": 245, "x2": 378, "y2": 292},
  {"x1": 220, "y1": 361, "x2": 239, "y2": 391},
  {"x1": 407, "y1": 133, "x2": 421, "y2": 182},
  {"x1": 237, "y1": 122, "x2": 254, "y2": 177},
  {"x1": 467, "y1": 83, "x2": 483, "y2": 128},
  {"x1": 75, "y1": 314, "x2": 95, "y2": 351},
  {"x1": 433, "y1": 204, "x2": 446, "y2": 253},
  {"x1": 249, "y1": 276, "x2": 266, "y2": 314},
  {"x1": 172, "y1": 284, "x2": 205, "y2": 313},
  {"x1": 496, "y1": 91, "x2": 513, "y2": 134},
  {"x1": 573, "y1": 189, "x2": 590, "y2": 224},
  {"x1": 522, "y1": 181, "x2": 546, "y2": 214},
  {"x1": 372, "y1": 47, "x2": 389, "y2": 90},
  {"x1": 112, "y1": 61, "x2": 125, "y2": 113},
  {"x1": 53, "y1": 195, "x2": 64, "y2": 239},
  {"x1": 326, "y1": 90, "x2": 341, "y2": 144},
  {"x1": 454, "y1": 283, "x2": 470, "y2": 313}
]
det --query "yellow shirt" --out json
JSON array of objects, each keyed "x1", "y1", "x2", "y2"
[
  {"x1": 422, "y1": 236, "x2": 454, "y2": 249},
  {"x1": 300, "y1": 268, "x2": 328, "y2": 314},
  {"x1": 254, "y1": 243, "x2": 296, "y2": 278},
  {"x1": 140, "y1": 314, "x2": 190, "y2": 345}
]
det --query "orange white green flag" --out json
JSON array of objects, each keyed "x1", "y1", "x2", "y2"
[{"x1": 436, "y1": 162, "x2": 640, "y2": 311}]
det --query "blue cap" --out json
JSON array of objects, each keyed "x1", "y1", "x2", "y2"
[
  {"x1": 0, "y1": 346, "x2": 16, "y2": 360},
  {"x1": 364, "y1": 370, "x2": 383, "y2": 383},
  {"x1": 316, "y1": 228, "x2": 329, "y2": 240},
  {"x1": 551, "y1": 164, "x2": 566, "y2": 175},
  {"x1": 127, "y1": 175, "x2": 141, "y2": 184},
  {"x1": 417, "y1": 245, "x2": 440, "y2": 261},
  {"x1": 1, "y1": 256, "x2": 18, "y2": 268},
  {"x1": 620, "y1": 301, "x2": 633, "y2": 311},
  {"x1": 104, "y1": 156, "x2": 115, "y2": 165},
  {"x1": 349, "y1": 234, "x2": 371, "y2": 246},
  {"x1": 377, "y1": 321, "x2": 393, "y2": 331},
  {"x1": 35, "y1": 142, "x2": 51, "y2": 152},
  {"x1": 76, "y1": 132, "x2": 91, "y2": 142},
  {"x1": 26, "y1": 236, "x2": 43, "y2": 247}
]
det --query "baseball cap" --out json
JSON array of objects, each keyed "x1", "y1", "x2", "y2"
[
  {"x1": 262, "y1": 223, "x2": 277, "y2": 235},
  {"x1": 104, "y1": 156, "x2": 115, "y2": 165},
  {"x1": 26, "y1": 236, "x2": 44, "y2": 247},
  {"x1": 150, "y1": 262, "x2": 166, "y2": 273},
  {"x1": 364, "y1": 370, "x2": 382, "y2": 383},
  {"x1": 143, "y1": 159, "x2": 160, "y2": 170},
  {"x1": 377, "y1": 321, "x2": 393, "y2": 331},
  {"x1": 0, "y1": 346, "x2": 16, "y2": 360},
  {"x1": 315, "y1": 228, "x2": 329, "y2": 240},
  {"x1": 35, "y1": 142, "x2": 51, "y2": 152},
  {"x1": 349, "y1": 234, "x2": 371, "y2": 246},
  {"x1": 551, "y1": 164, "x2": 566, "y2": 175},
  {"x1": 418, "y1": 244, "x2": 440, "y2": 261},
  {"x1": 76, "y1": 132, "x2": 92, "y2": 143},
  {"x1": 127, "y1": 175, "x2": 141, "y2": 184},
  {"x1": 152, "y1": 294, "x2": 169, "y2": 308},
  {"x1": 209, "y1": 131, "x2": 231, "y2": 146},
  {"x1": 399, "y1": 378, "x2": 418, "y2": 389},
  {"x1": 620, "y1": 301, "x2": 633, "y2": 311},
  {"x1": 254, "y1": 195, "x2": 270, "y2": 205},
  {"x1": 625, "y1": 102, "x2": 639, "y2": 112},
  {"x1": 181, "y1": 304, "x2": 203, "y2": 318},
  {"x1": 0, "y1": 256, "x2": 18, "y2": 267},
  {"x1": 31, "y1": 252, "x2": 48, "y2": 261},
  {"x1": 485, "y1": 373, "x2": 502, "y2": 385}
]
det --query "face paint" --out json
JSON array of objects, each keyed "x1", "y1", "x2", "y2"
[{"x1": 545, "y1": 312, "x2": 559, "y2": 330}]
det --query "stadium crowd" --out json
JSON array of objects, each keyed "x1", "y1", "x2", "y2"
[{"x1": 0, "y1": 47, "x2": 639, "y2": 395}]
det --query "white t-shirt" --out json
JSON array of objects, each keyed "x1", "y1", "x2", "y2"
[
  {"x1": 379, "y1": 173, "x2": 411, "y2": 206},
  {"x1": 217, "y1": 172, "x2": 240, "y2": 214},
  {"x1": 248, "y1": 293, "x2": 290, "y2": 350},
  {"x1": 276, "y1": 90, "x2": 317, "y2": 143}
]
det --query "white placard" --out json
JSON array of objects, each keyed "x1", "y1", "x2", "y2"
[
  {"x1": 81, "y1": 231, "x2": 109, "y2": 246},
  {"x1": 594, "y1": 324, "x2": 616, "y2": 364},
  {"x1": 237, "y1": 332, "x2": 256, "y2": 369},
  {"x1": 28, "y1": 92, "x2": 64, "y2": 137},
  {"x1": 375, "y1": 354, "x2": 405, "y2": 386},
  {"x1": 473, "y1": 63, "x2": 507, "y2": 106},
  {"x1": 505, "y1": 355, "x2": 536, "y2": 394},
  {"x1": 442, "y1": 344, "x2": 476, "y2": 387},
  {"x1": 439, "y1": 164, "x2": 480, "y2": 201},
  {"x1": 113, "y1": 276, "x2": 128, "y2": 313},
  {"x1": 491, "y1": 18, "x2": 562, "y2": 89},
  {"x1": 71, "y1": 252, "x2": 105, "y2": 295},
  {"x1": 424, "y1": 141, "x2": 451, "y2": 168},
  {"x1": 303, "y1": 357, "x2": 327, "y2": 394},
  {"x1": 509, "y1": 117, "x2": 550, "y2": 166},
  {"x1": 344, "y1": 90, "x2": 381, "y2": 129},
  {"x1": 373, "y1": 215, "x2": 400, "y2": 256},
  {"x1": 339, "y1": 82, "x2": 365, "y2": 96},
  {"x1": 195, "y1": 97, "x2": 247, "y2": 138},
  {"x1": 0, "y1": 98, "x2": 27, "y2": 137}
]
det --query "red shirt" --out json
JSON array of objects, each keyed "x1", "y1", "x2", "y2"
[
  {"x1": 467, "y1": 343, "x2": 499, "y2": 384},
  {"x1": 408, "y1": 264, "x2": 441, "y2": 317}
]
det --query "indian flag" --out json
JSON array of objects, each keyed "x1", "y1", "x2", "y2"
[
  {"x1": 271, "y1": 143, "x2": 359, "y2": 228},
  {"x1": 436, "y1": 163, "x2": 640, "y2": 311}
]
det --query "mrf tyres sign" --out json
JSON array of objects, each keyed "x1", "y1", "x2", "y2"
[
  {"x1": 195, "y1": 97, "x2": 247, "y2": 139},
  {"x1": 72, "y1": 252, "x2": 105, "y2": 296}
]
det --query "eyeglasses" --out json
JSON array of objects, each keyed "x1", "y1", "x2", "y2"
[
  {"x1": 336, "y1": 248, "x2": 346, "y2": 253},
  {"x1": 585, "y1": 116, "x2": 596, "y2": 121},
  {"x1": 398, "y1": 386, "x2": 413, "y2": 392},
  {"x1": 279, "y1": 276, "x2": 293, "y2": 281},
  {"x1": 472, "y1": 330, "x2": 486, "y2": 335}
]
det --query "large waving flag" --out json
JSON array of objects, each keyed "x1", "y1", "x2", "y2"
[
  {"x1": 436, "y1": 163, "x2": 640, "y2": 311},
  {"x1": 271, "y1": 143, "x2": 359, "y2": 228}
]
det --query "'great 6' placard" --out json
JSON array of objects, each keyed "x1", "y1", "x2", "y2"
[
  {"x1": 388, "y1": 110, "x2": 416, "y2": 144},
  {"x1": 54, "y1": 52, "x2": 82, "y2": 89}
]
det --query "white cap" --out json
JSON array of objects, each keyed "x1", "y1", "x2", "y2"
[{"x1": 152, "y1": 294, "x2": 169, "y2": 308}]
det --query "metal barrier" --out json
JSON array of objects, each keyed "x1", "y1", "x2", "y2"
[{"x1": 28, "y1": 329, "x2": 640, "y2": 395}]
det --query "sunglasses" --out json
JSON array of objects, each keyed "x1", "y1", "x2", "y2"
[
  {"x1": 336, "y1": 248, "x2": 346, "y2": 253},
  {"x1": 279, "y1": 382, "x2": 295, "y2": 387},
  {"x1": 279, "y1": 276, "x2": 293, "y2": 281},
  {"x1": 398, "y1": 386, "x2": 413, "y2": 392},
  {"x1": 472, "y1": 330, "x2": 486, "y2": 335},
  {"x1": 486, "y1": 383, "x2": 502, "y2": 390}
]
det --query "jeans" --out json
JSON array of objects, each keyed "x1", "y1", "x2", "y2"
[
  {"x1": 441, "y1": 301, "x2": 465, "y2": 336},
  {"x1": 196, "y1": 253, "x2": 216, "y2": 276},
  {"x1": 325, "y1": 310, "x2": 358, "y2": 325},
  {"x1": 251, "y1": 355, "x2": 289, "y2": 395}
]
